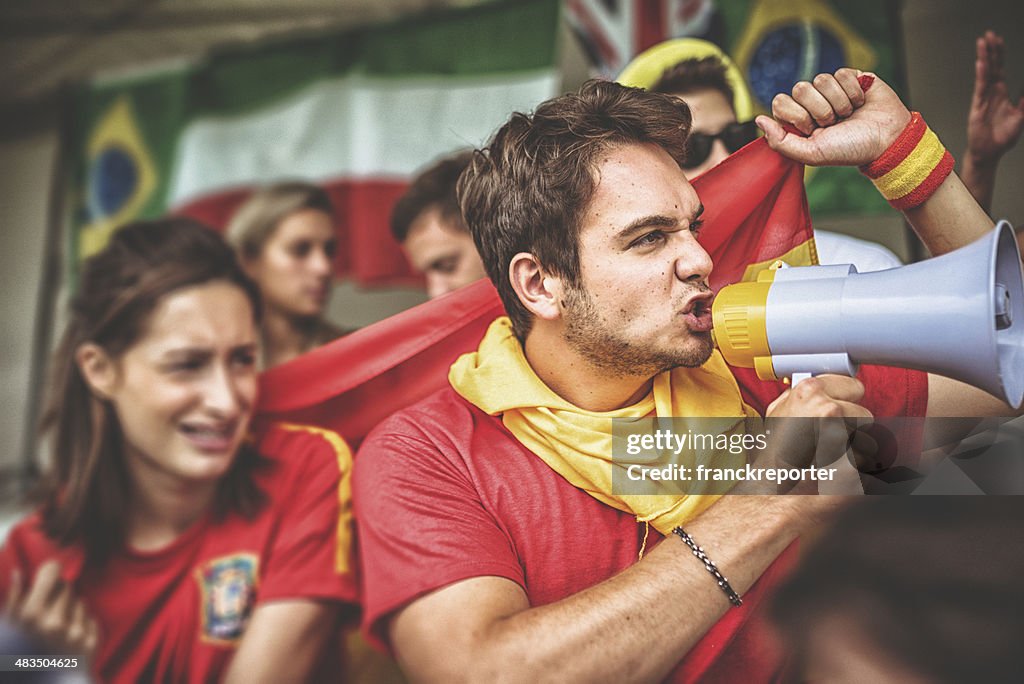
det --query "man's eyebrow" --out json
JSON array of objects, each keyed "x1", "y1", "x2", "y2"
[
  {"x1": 615, "y1": 214, "x2": 678, "y2": 241},
  {"x1": 615, "y1": 203, "x2": 705, "y2": 241}
]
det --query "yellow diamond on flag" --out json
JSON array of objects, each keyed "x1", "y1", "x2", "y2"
[
  {"x1": 79, "y1": 96, "x2": 158, "y2": 259},
  {"x1": 733, "y1": 0, "x2": 877, "y2": 112},
  {"x1": 739, "y1": 237, "x2": 820, "y2": 283}
]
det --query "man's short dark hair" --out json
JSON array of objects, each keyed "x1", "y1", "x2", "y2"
[
  {"x1": 457, "y1": 79, "x2": 692, "y2": 340},
  {"x1": 391, "y1": 151, "x2": 473, "y2": 242},
  {"x1": 651, "y1": 56, "x2": 734, "y2": 104}
]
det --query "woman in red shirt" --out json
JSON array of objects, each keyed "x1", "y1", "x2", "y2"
[{"x1": 1, "y1": 218, "x2": 355, "y2": 683}]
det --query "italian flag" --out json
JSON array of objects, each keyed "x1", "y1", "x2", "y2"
[{"x1": 68, "y1": 0, "x2": 561, "y2": 285}]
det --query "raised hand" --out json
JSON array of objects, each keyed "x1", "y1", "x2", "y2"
[
  {"x1": 967, "y1": 31, "x2": 1024, "y2": 165},
  {"x1": 755, "y1": 68, "x2": 911, "y2": 167}
]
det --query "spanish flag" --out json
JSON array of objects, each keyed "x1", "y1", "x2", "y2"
[{"x1": 254, "y1": 136, "x2": 806, "y2": 444}]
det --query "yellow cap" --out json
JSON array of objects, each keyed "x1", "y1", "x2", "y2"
[{"x1": 616, "y1": 38, "x2": 755, "y2": 121}]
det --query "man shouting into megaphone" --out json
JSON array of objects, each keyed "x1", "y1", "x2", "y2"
[{"x1": 353, "y1": 69, "x2": 1020, "y2": 683}]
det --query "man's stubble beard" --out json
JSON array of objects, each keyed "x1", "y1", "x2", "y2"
[{"x1": 561, "y1": 282, "x2": 714, "y2": 378}]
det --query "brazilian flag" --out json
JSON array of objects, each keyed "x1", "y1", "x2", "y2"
[
  {"x1": 78, "y1": 97, "x2": 159, "y2": 258},
  {"x1": 718, "y1": 0, "x2": 905, "y2": 218},
  {"x1": 66, "y1": 70, "x2": 191, "y2": 279}
]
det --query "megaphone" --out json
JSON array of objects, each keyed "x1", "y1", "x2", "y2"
[{"x1": 712, "y1": 220, "x2": 1024, "y2": 408}]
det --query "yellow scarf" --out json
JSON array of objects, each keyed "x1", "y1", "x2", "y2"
[{"x1": 449, "y1": 318, "x2": 757, "y2": 535}]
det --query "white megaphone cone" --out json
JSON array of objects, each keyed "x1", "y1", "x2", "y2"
[{"x1": 713, "y1": 220, "x2": 1024, "y2": 408}]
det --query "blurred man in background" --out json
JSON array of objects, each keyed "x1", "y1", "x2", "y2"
[{"x1": 390, "y1": 151, "x2": 488, "y2": 298}]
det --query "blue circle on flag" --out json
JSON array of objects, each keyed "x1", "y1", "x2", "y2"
[
  {"x1": 89, "y1": 146, "x2": 138, "y2": 219},
  {"x1": 747, "y1": 24, "x2": 845, "y2": 109}
]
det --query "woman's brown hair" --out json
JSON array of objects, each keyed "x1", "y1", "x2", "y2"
[{"x1": 39, "y1": 217, "x2": 266, "y2": 567}]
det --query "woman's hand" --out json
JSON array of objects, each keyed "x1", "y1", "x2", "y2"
[{"x1": 4, "y1": 560, "x2": 100, "y2": 660}]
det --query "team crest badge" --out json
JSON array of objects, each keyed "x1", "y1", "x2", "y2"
[{"x1": 196, "y1": 554, "x2": 259, "y2": 644}]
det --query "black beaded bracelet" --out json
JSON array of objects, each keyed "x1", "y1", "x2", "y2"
[{"x1": 672, "y1": 527, "x2": 743, "y2": 608}]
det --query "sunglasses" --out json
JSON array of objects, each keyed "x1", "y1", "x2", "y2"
[{"x1": 683, "y1": 121, "x2": 760, "y2": 169}]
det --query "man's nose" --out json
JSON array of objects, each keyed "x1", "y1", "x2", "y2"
[
  {"x1": 674, "y1": 232, "x2": 714, "y2": 283},
  {"x1": 426, "y1": 274, "x2": 452, "y2": 299}
]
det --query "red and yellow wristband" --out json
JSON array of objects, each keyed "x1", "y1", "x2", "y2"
[{"x1": 859, "y1": 111, "x2": 955, "y2": 211}]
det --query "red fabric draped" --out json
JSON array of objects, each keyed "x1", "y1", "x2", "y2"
[{"x1": 254, "y1": 138, "x2": 808, "y2": 443}]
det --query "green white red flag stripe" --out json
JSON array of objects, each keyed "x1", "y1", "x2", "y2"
[{"x1": 70, "y1": 0, "x2": 561, "y2": 285}]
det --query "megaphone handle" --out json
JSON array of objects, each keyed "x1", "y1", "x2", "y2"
[{"x1": 791, "y1": 372, "x2": 813, "y2": 386}]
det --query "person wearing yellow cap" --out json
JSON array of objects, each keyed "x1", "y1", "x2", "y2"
[
  {"x1": 619, "y1": 38, "x2": 903, "y2": 273},
  {"x1": 353, "y1": 65, "x2": 1015, "y2": 683}
]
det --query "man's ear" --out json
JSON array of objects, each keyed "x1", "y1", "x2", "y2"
[
  {"x1": 76, "y1": 343, "x2": 119, "y2": 400},
  {"x1": 509, "y1": 252, "x2": 564, "y2": 322}
]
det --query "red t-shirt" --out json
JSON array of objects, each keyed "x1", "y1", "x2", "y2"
[
  {"x1": 0, "y1": 422, "x2": 356, "y2": 684},
  {"x1": 354, "y1": 366, "x2": 927, "y2": 683}
]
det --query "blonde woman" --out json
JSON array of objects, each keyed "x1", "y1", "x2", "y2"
[{"x1": 228, "y1": 182, "x2": 348, "y2": 368}]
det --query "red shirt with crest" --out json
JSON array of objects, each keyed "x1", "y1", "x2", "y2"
[{"x1": 0, "y1": 422, "x2": 355, "y2": 684}]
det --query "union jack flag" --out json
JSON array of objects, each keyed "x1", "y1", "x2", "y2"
[{"x1": 565, "y1": 0, "x2": 723, "y2": 76}]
